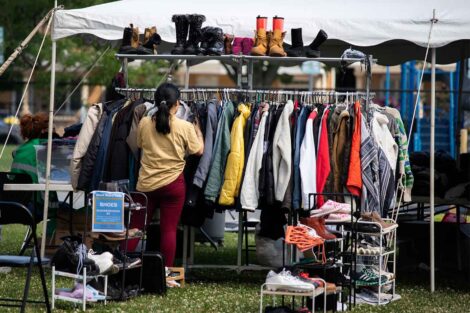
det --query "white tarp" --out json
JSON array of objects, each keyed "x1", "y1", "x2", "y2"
[{"x1": 53, "y1": 0, "x2": 470, "y2": 64}]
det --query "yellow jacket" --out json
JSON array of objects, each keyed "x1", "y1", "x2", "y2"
[{"x1": 219, "y1": 103, "x2": 251, "y2": 206}]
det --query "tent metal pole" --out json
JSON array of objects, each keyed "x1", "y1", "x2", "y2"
[
  {"x1": 41, "y1": 1, "x2": 57, "y2": 258},
  {"x1": 185, "y1": 61, "x2": 190, "y2": 89},
  {"x1": 430, "y1": 47, "x2": 436, "y2": 292}
]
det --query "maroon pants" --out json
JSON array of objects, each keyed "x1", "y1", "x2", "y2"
[{"x1": 128, "y1": 174, "x2": 185, "y2": 267}]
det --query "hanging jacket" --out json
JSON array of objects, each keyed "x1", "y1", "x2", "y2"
[
  {"x1": 70, "y1": 103, "x2": 103, "y2": 190},
  {"x1": 219, "y1": 103, "x2": 251, "y2": 206},
  {"x1": 385, "y1": 106, "x2": 414, "y2": 201},
  {"x1": 300, "y1": 110, "x2": 318, "y2": 209},
  {"x1": 273, "y1": 100, "x2": 294, "y2": 202},
  {"x1": 292, "y1": 106, "x2": 309, "y2": 209},
  {"x1": 360, "y1": 117, "x2": 381, "y2": 213},
  {"x1": 127, "y1": 101, "x2": 153, "y2": 159},
  {"x1": 77, "y1": 99, "x2": 126, "y2": 191},
  {"x1": 371, "y1": 112, "x2": 398, "y2": 173},
  {"x1": 105, "y1": 100, "x2": 141, "y2": 181},
  {"x1": 193, "y1": 101, "x2": 218, "y2": 188},
  {"x1": 346, "y1": 101, "x2": 362, "y2": 197},
  {"x1": 260, "y1": 106, "x2": 284, "y2": 206},
  {"x1": 316, "y1": 108, "x2": 331, "y2": 206},
  {"x1": 240, "y1": 107, "x2": 269, "y2": 211},
  {"x1": 90, "y1": 101, "x2": 125, "y2": 190},
  {"x1": 332, "y1": 108, "x2": 350, "y2": 199},
  {"x1": 204, "y1": 101, "x2": 235, "y2": 202}
]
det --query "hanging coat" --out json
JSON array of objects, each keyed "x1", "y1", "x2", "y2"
[
  {"x1": 300, "y1": 110, "x2": 318, "y2": 209},
  {"x1": 70, "y1": 103, "x2": 103, "y2": 190},
  {"x1": 316, "y1": 108, "x2": 331, "y2": 207},
  {"x1": 273, "y1": 100, "x2": 294, "y2": 202},
  {"x1": 204, "y1": 101, "x2": 235, "y2": 202},
  {"x1": 219, "y1": 103, "x2": 251, "y2": 206},
  {"x1": 346, "y1": 101, "x2": 362, "y2": 197},
  {"x1": 240, "y1": 108, "x2": 269, "y2": 211}
]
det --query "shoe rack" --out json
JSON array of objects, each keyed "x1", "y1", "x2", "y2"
[
  {"x1": 51, "y1": 266, "x2": 108, "y2": 311},
  {"x1": 52, "y1": 191, "x2": 148, "y2": 310},
  {"x1": 287, "y1": 192, "x2": 360, "y2": 311},
  {"x1": 347, "y1": 218, "x2": 397, "y2": 305}
]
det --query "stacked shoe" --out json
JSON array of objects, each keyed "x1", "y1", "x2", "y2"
[
  {"x1": 265, "y1": 269, "x2": 314, "y2": 292},
  {"x1": 326, "y1": 213, "x2": 353, "y2": 223},
  {"x1": 310, "y1": 200, "x2": 351, "y2": 217},
  {"x1": 299, "y1": 217, "x2": 336, "y2": 240},
  {"x1": 113, "y1": 249, "x2": 141, "y2": 269},
  {"x1": 353, "y1": 268, "x2": 388, "y2": 286},
  {"x1": 87, "y1": 250, "x2": 119, "y2": 275},
  {"x1": 55, "y1": 283, "x2": 106, "y2": 301},
  {"x1": 348, "y1": 239, "x2": 385, "y2": 255},
  {"x1": 361, "y1": 212, "x2": 398, "y2": 231},
  {"x1": 297, "y1": 272, "x2": 336, "y2": 293},
  {"x1": 285, "y1": 225, "x2": 325, "y2": 251}
]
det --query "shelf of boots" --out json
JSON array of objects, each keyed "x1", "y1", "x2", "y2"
[{"x1": 115, "y1": 53, "x2": 372, "y2": 65}]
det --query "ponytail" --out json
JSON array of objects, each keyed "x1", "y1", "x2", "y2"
[{"x1": 153, "y1": 83, "x2": 180, "y2": 135}]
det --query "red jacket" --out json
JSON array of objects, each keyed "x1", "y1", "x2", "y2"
[
  {"x1": 316, "y1": 108, "x2": 331, "y2": 206},
  {"x1": 346, "y1": 101, "x2": 362, "y2": 196}
]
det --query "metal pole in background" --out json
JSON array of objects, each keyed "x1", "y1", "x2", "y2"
[
  {"x1": 430, "y1": 46, "x2": 436, "y2": 293},
  {"x1": 41, "y1": 0, "x2": 57, "y2": 258},
  {"x1": 385, "y1": 66, "x2": 391, "y2": 106}
]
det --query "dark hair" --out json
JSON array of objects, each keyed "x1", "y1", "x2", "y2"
[
  {"x1": 153, "y1": 83, "x2": 180, "y2": 134},
  {"x1": 19, "y1": 112, "x2": 49, "y2": 140}
]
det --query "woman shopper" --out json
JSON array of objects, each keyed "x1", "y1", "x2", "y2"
[{"x1": 131, "y1": 83, "x2": 204, "y2": 266}]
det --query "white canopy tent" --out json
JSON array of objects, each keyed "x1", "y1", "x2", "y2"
[{"x1": 42, "y1": 0, "x2": 470, "y2": 292}]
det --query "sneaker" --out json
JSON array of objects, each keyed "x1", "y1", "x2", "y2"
[
  {"x1": 353, "y1": 268, "x2": 388, "y2": 286},
  {"x1": 265, "y1": 269, "x2": 314, "y2": 292},
  {"x1": 326, "y1": 213, "x2": 353, "y2": 223},
  {"x1": 88, "y1": 250, "x2": 118, "y2": 275},
  {"x1": 370, "y1": 266, "x2": 395, "y2": 280},
  {"x1": 113, "y1": 250, "x2": 141, "y2": 269}
]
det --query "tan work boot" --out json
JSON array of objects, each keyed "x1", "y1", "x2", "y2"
[
  {"x1": 251, "y1": 29, "x2": 269, "y2": 56},
  {"x1": 269, "y1": 29, "x2": 287, "y2": 57},
  {"x1": 130, "y1": 24, "x2": 140, "y2": 49}
]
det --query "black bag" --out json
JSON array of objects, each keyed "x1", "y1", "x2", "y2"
[
  {"x1": 51, "y1": 235, "x2": 99, "y2": 275},
  {"x1": 124, "y1": 251, "x2": 167, "y2": 295}
]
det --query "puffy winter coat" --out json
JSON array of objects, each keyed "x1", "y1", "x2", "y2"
[
  {"x1": 219, "y1": 103, "x2": 251, "y2": 206},
  {"x1": 70, "y1": 103, "x2": 103, "y2": 190}
]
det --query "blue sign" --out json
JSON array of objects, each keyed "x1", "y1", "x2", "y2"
[{"x1": 92, "y1": 191, "x2": 125, "y2": 233}]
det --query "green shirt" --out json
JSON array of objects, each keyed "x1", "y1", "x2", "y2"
[{"x1": 11, "y1": 138, "x2": 46, "y2": 183}]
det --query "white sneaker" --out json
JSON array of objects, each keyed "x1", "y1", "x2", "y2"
[
  {"x1": 265, "y1": 269, "x2": 314, "y2": 292},
  {"x1": 88, "y1": 250, "x2": 117, "y2": 275}
]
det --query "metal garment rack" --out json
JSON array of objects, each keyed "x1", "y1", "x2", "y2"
[{"x1": 115, "y1": 53, "x2": 376, "y2": 272}]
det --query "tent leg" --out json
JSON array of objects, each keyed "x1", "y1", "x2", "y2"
[
  {"x1": 430, "y1": 47, "x2": 436, "y2": 293},
  {"x1": 41, "y1": 7, "x2": 57, "y2": 258}
]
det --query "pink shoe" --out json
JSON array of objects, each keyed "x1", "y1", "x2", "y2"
[
  {"x1": 242, "y1": 37, "x2": 254, "y2": 55},
  {"x1": 232, "y1": 37, "x2": 244, "y2": 55}
]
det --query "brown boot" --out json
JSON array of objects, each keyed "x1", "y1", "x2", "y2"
[
  {"x1": 364, "y1": 211, "x2": 398, "y2": 230},
  {"x1": 300, "y1": 217, "x2": 336, "y2": 240},
  {"x1": 251, "y1": 29, "x2": 269, "y2": 56},
  {"x1": 130, "y1": 24, "x2": 139, "y2": 49},
  {"x1": 224, "y1": 34, "x2": 234, "y2": 54},
  {"x1": 269, "y1": 29, "x2": 287, "y2": 57},
  {"x1": 141, "y1": 26, "x2": 161, "y2": 54}
]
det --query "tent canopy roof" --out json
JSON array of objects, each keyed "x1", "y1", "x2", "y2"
[{"x1": 53, "y1": 0, "x2": 470, "y2": 65}]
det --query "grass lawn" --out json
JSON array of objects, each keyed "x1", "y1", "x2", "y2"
[
  {"x1": 0, "y1": 144, "x2": 15, "y2": 172},
  {"x1": 0, "y1": 225, "x2": 469, "y2": 313},
  {"x1": 0, "y1": 144, "x2": 469, "y2": 312}
]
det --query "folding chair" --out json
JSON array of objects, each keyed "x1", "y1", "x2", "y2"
[
  {"x1": 0, "y1": 172, "x2": 35, "y2": 255},
  {"x1": 0, "y1": 201, "x2": 51, "y2": 312}
]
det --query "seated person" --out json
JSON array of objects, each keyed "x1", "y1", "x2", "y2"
[{"x1": 10, "y1": 112, "x2": 61, "y2": 220}]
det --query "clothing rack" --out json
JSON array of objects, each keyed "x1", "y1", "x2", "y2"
[
  {"x1": 114, "y1": 53, "x2": 377, "y2": 273},
  {"x1": 115, "y1": 87, "x2": 375, "y2": 103}
]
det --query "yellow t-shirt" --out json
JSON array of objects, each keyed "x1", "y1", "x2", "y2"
[{"x1": 136, "y1": 115, "x2": 201, "y2": 192}]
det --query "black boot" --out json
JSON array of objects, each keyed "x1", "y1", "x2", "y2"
[
  {"x1": 140, "y1": 33, "x2": 162, "y2": 54},
  {"x1": 184, "y1": 14, "x2": 206, "y2": 55},
  {"x1": 171, "y1": 15, "x2": 189, "y2": 55},
  {"x1": 201, "y1": 27, "x2": 224, "y2": 56},
  {"x1": 305, "y1": 29, "x2": 328, "y2": 58},
  {"x1": 286, "y1": 28, "x2": 304, "y2": 57}
]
